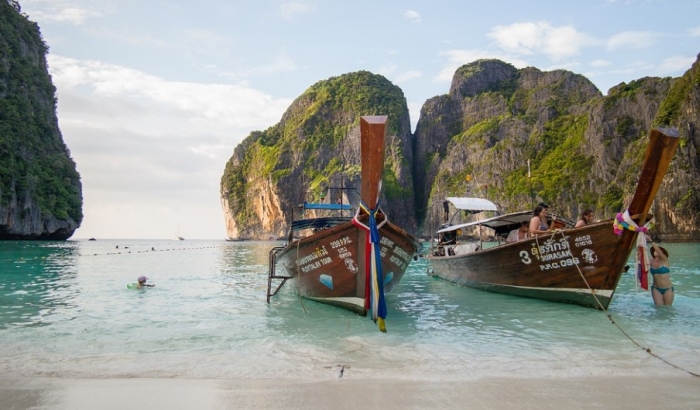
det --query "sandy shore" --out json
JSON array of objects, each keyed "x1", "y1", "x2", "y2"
[{"x1": 2, "y1": 376, "x2": 699, "y2": 410}]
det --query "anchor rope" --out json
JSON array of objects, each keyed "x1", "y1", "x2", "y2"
[{"x1": 532, "y1": 226, "x2": 699, "y2": 378}]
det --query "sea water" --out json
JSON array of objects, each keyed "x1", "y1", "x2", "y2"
[{"x1": 1, "y1": 239, "x2": 699, "y2": 381}]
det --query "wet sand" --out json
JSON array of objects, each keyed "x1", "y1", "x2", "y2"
[{"x1": 2, "y1": 376, "x2": 699, "y2": 410}]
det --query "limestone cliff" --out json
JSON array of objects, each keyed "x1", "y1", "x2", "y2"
[
  {"x1": 650, "y1": 54, "x2": 700, "y2": 241},
  {"x1": 414, "y1": 57, "x2": 700, "y2": 241},
  {"x1": 0, "y1": 1, "x2": 82, "y2": 240},
  {"x1": 221, "y1": 56, "x2": 700, "y2": 242},
  {"x1": 220, "y1": 71, "x2": 416, "y2": 240}
]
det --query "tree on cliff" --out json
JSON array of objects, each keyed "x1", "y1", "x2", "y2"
[{"x1": 0, "y1": 1, "x2": 83, "y2": 239}]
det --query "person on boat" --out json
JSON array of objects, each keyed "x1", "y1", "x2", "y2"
[
  {"x1": 575, "y1": 209, "x2": 594, "y2": 227},
  {"x1": 438, "y1": 224, "x2": 457, "y2": 246},
  {"x1": 506, "y1": 221, "x2": 530, "y2": 243},
  {"x1": 646, "y1": 236, "x2": 673, "y2": 306},
  {"x1": 136, "y1": 276, "x2": 155, "y2": 289},
  {"x1": 529, "y1": 204, "x2": 553, "y2": 235}
]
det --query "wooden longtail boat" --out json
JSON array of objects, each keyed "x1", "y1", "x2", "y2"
[
  {"x1": 267, "y1": 115, "x2": 420, "y2": 330},
  {"x1": 427, "y1": 127, "x2": 680, "y2": 310}
]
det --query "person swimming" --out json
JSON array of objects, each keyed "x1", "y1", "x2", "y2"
[{"x1": 127, "y1": 276, "x2": 155, "y2": 289}]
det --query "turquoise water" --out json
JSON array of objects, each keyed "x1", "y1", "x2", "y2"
[{"x1": 1, "y1": 239, "x2": 699, "y2": 380}]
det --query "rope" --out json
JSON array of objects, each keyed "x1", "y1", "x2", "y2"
[
  {"x1": 80, "y1": 244, "x2": 231, "y2": 257},
  {"x1": 535, "y1": 228, "x2": 700, "y2": 378}
]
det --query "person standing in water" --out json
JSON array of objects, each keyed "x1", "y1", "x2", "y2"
[{"x1": 646, "y1": 236, "x2": 673, "y2": 306}]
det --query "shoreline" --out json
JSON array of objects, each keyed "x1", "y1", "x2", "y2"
[{"x1": 2, "y1": 375, "x2": 699, "y2": 410}]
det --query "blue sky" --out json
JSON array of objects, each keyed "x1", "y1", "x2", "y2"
[{"x1": 18, "y1": 0, "x2": 700, "y2": 239}]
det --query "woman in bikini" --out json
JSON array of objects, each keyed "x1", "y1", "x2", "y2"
[
  {"x1": 574, "y1": 209, "x2": 594, "y2": 228},
  {"x1": 646, "y1": 236, "x2": 673, "y2": 306},
  {"x1": 529, "y1": 204, "x2": 552, "y2": 236}
]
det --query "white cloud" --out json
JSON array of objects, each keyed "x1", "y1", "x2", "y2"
[
  {"x1": 689, "y1": 27, "x2": 700, "y2": 37},
  {"x1": 591, "y1": 59, "x2": 611, "y2": 67},
  {"x1": 407, "y1": 101, "x2": 422, "y2": 132},
  {"x1": 543, "y1": 61, "x2": 581, "y2": 72},
  {"x1": 608, "y1": 60, "x2": 655, "y2": 75},
  {"x1": 606, "y1": 31, "x2": 657, "y2": 50},
  {"x1": 194, "y1": 52, "x2": 300, "y2": 81},
  {"x1": 488, "y1": 22, "x2": 542, "y2": 55},
  {"x1": 434, "y1": 49, "x2": 529, "y2": 83},
  {"x1": 377, "y1": 63, "x2": 397, "y2": 76},
  {"x1": 242, "y1": 53, "x2": 300, "y2": 76},
  {"x1": 50, "y1": 54, "x2": 291, "y2": 147},
  {"x1": 377, "y1": 64, "x2": 421, "y2": 84},
  {"x1": 48, "y1": 55, "x2": 291, "y2": 238},
  {"x1": 657, "y1": 55, "x2": 696, "y2": 75},
  {"x1": 404, "y1": 10, "x2": 421, "y2": 24},
  {"x1": 278, "y1": 1, "x2": 312, "y2": 20},
  {"x1": 23, "y1": 0, "x2": 110, "y2": 24},
  {"x1": 393, "y1": 70, "x2": 422, "y2": 84},
  {"x1": 488, "y1": 22, "x2": 598, "y2": 60}
]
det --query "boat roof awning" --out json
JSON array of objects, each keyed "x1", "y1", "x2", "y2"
[
  {"x1": 303, "y1": 202, "x2": 352, "y2": 211},
  {"x1": 446, "y1": 197, "x2": 499, "y2": 212},
  {"x1": 290, "y1": 217, "x2": 351, "y2": 232},
  {"x1": 437, "y1": 211, "x2": 532, "y2": 234}
]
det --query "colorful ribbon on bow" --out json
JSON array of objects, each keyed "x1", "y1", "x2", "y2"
[
  {"x1": 352, "y1": 201, "x2": 388, "y2": 332},
  {"x1": 612, "y1": 210, "x2": 649, "y2": 235},
  {"x1": 636, "y1": 233, "x2": 650, "y2": 291}
]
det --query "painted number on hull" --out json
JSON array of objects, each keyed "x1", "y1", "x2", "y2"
[
  {"x1": 540, "y1": 257, "x2": 580, "y2": 271},
  {"x1": 519, "y1": 250, "x2": 532, "y2": 264},
  {"x1": 518, "y1": 236, "x2": 587, "y2": 272}
]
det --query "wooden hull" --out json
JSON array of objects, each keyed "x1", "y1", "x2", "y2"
[
  {"x1": 428, "y1": 127, "x2": 680, "y2": 309},
  {"x1": 429, "y1": 222, "x2": 631, "y2": 309},
  {"x1": 276, "y1": 214, "x2": 419, "y2": 315}
]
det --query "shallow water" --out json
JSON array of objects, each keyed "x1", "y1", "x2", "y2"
[{"x1": 1, "y1": 239, "x2": 699, "y2": 381}]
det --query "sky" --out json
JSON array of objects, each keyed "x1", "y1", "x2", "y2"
[{"x1": 16, "y1": 0, "x2": 700, "y2": 240}]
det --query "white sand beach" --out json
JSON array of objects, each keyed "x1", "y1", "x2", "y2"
[{"x1": 2, "y1": 376, "x2": 699, "y2": 410}]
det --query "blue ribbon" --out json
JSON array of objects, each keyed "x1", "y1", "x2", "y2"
[{"x1": 360, "y1": 200, "x2": 387, "y2": 321}]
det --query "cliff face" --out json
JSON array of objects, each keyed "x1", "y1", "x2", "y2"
[
  {"x1": 414, "y1": 57, "x2": 700, "y2": 241},
  {"x1": 221, "y1": 56, "x2": 700, "y2": 242},
  {"x1": 415, "y1": 60, "x2": 603, "y2": 234},
  {"x1": 0, "y1": 1, "x2": 82, "y2": 240},
  {"x1": 650, "y1": 55, "x2": 700, "y2": 240},
  {"x1": 220, "y1": 71, "x2": 416, "y2": 240}
]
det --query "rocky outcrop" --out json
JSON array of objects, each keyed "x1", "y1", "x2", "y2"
[
  {"x1": 221, "y1": 56, "x2": 700, "y2": 242},
  {"x1": 0, "y1": 1, "x2": 82, "y2": 240},
  {"x1": 650, "y1": 54, "x2": 700, "y2": 241},
  {"x1": 414, "y1": 57, "x2": 700, "y2": 241},
  {"x1": 220, "y1": 71, "x2": 416, "y2": 240},
  {"x1": 414, "y1": 60, "x2": 603, "y2": 234}
]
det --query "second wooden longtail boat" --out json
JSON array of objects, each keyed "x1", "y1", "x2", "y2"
[
  {"x1": 267, "y1": 115, "x2": 420, "y2": 331},
  {"x1": 427, "y1": 127, "x2": 680, "y2": 309}
]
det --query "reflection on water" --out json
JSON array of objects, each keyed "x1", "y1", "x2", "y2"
[{"x1": 0, "y1": 241, "x2": 80, "y2": 328}]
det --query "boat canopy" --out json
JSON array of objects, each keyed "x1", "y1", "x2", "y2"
[
  {"x1": 290, "y1": 217, "x2": 352, "y2": 232},
  {"x1": 437, "y1": 211, "x2": 532, "y2": 235},
  {"x1": 302, "y1": 202, "x2": 352, "y2": 211},
  {"x1": 446, "y1": 197, "x2": 498, "y2": 212}
]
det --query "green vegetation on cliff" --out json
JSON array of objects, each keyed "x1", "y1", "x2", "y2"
[
  {"x1": 0, "y1": 1, "x2": 82, "y2": 223},
  {"x1": 221, "y1": 71, "x2": 411, "y2": 227}
]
